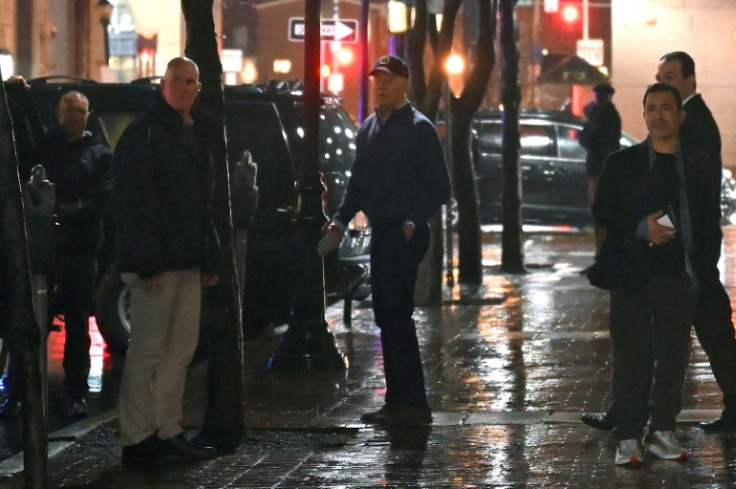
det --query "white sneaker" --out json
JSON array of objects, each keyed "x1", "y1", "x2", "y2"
[
  {"x1": 615, "y1": 439, "x2": 644, "y2": 466},
  {"x1": 642, "y1": 429, "x2": 688, "y2": 460}
]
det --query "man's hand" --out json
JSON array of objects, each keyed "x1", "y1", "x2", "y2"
[
  {"x1": 202, "y1": 274, "x2": 219, "y2": 287},
  {"x1": 646, "y1": 210, "x2": 675, "y2": 245},
  {"x1": 317, "y1": 224, "x2": 343, "y2": 258},
  {"x1": 5, "y1": 75, "x2": 30, "y2": 90}
]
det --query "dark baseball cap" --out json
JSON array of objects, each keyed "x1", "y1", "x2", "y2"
[
  {"x1": 593, "y1": 83, "x2": 615, "y2": 95},
  {"x1": 369, "y1": 55, "x2": 409, "y2": 78}
]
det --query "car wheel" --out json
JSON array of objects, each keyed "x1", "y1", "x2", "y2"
[{"x1": 94, "y1": 266, "x2": 131, "y2": 354}]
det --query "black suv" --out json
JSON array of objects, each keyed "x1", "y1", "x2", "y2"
[{"x1": 6, "y1": 78, "x2": 371, "y2": 352}]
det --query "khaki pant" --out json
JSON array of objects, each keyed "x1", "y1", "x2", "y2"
[{"x1": 119, "y1": 270, "x2": 201, "y2": 445}]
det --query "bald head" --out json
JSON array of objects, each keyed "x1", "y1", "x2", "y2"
[
  {"x1": 161, "y1": 57, "x2": 201, "y2": 122},
  {"x1": 166, "y1": 56, "x2": 199, "y2": 76},
  {"x1": 57, "y1": 91, "x2": 90, "y2": 141}
]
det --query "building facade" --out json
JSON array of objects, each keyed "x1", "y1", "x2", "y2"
[{"x1": 612, "y1": 0, "x2": 736, "y2": 169}]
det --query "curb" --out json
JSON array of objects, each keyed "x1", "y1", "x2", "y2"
[{"x1": 0, "y1": 408, "x2": 118, "y2": 477}]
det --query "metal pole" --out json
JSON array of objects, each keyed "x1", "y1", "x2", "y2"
[
  {"x1": 269, "y1": 0, "x2": 345, "y2": 371},
  {"x1": 530, "y1": 0, "x2": 541, "y2": 108},
  {"x1": 444, "y1": 81, "x2": 454, "y2": 287},
  {"x1": 358, "y1": 0, "x2": 369, "y2": 123},
  {"x1": 583, "y1": 0, "x2": 589, "y2": 40},
  {"x1": 31, "y1": 274, "x2": 48, "y2": 416},
  {"x1": 102, "y1": 19, "x2": 110, "y2": 65}
]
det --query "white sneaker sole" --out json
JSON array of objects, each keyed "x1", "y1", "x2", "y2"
[
  {"x1": 615, "y1": 453, "x2": 643, "y2": 466},
  {"x1": 643, "y1": 441, "x2": 688, "y2": 460}
]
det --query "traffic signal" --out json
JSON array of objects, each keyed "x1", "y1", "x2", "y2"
[{"x1": 561, "y1": 5, "x2": 580, "y2": 25}]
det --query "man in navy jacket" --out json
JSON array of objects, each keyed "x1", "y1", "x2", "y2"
[{"x1": 318, "y1": 55, "x2": 450, "y2": 426}]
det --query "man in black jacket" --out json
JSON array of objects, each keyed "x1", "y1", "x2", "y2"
[
  {"x1": 37, "y1": 91, "x2": 113, "y2": 418},
  {"x1": 656, "y1": 51, "x2": 736, "y2": 432},
  {"x1": 318, "y1": 55, "x2": 451, "y2": 426},
  {"x1": 1, "y1": 83, "x2": 112, "y2": 420},
  {"x1": 578, "y1": 83, "x2": 622, "y2": 261},
  {"x1": 114, "y1": 57, "x2": 218, "y2": 465},
  {"x1": 583, "y1": 51, "x2": 736, "y2": 433},
  {"x1": 592, "y1": 83, "x2": 720, "y2": 465}
]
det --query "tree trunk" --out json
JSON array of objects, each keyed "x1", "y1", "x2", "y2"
[
  {"x1": 451, "y1": 0, "x2": 498, "y2": 285},
  {"x1": 409, "y1": 0, "x2": 461, "y2": 305},
  {"x1": 181, "y1": 0, "x2": 245, "y2": 452},
  {"x1": 1, "y1": 77, "x2": 48, "y2": 488},
  {"x1": 499, "y1": 0, "x2": 526, "y2": 273}
]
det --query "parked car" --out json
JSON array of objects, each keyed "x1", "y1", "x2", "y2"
[
  {"x1": 6, "y1": 77, "x2": 371, "y2": 352},
  {"x1": 470, "y1": 108, "x2": 736, "y2": 227},
  {"x1": 471, "y1": 108, "x2": 638, "y2": 226}
]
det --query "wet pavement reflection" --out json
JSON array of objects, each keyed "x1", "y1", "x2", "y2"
[{"x1": 3, "y1": 227, "x2": 736, "y2": 487}]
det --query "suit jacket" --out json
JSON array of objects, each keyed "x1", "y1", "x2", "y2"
[
  {"x1": 592, "y1": 140, "x2": 721, "y2": 290},
  {"x1": 681, "y1": 94, "x2": 722, "y2": 193}
]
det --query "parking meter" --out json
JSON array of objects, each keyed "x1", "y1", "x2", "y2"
[
  {"x1": 231, "y1": 150, "x2": 259, "y2": 289},
  {"x1": 23, "y1": 164, "x2": 56, "y2": 274},
  {"x1": 22, "y1": 164, "x2": 56, "y2": 413}
]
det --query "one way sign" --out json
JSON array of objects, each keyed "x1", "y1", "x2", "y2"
[{"x1": 288, "y1": 18, "x2": 359, "y2": 43}]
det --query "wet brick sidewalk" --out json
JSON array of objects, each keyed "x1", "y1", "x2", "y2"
[{"x1": 2, "y1": 230, "x2": 736, "y2": 487}]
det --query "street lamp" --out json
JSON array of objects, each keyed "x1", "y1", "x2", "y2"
[
  {"x1": 0, "y1": 48, "x2": 13, "y2": 78},
  {"x1": 387, "y1": 1, "x2": 411, "y2": 58},
  {"x1": 443, "y1": 53, "x2": 464, "y2": 286},
  {"x1": 96, "y1": 0, "x2": 114, "y2": 65}
]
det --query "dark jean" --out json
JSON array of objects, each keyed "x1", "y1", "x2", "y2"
[
  {"x1": 693, "y1": 276, "x2": 736, "y2": 416},
  {"x1": 370, "y1": 220, "x2": 430, "y2": 408},
  {"x1": 55, "y1": 251, "x2": 97, "y2": 399},
  {"x1": 610, "y1": 272, "x2": 695, "y2": 440}
]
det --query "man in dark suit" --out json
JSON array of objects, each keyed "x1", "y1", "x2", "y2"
[
  {"x1": 657, "y1": 52, "x2": 736, "y2": 432},
  {"x1": 583, "y1": 51, "x2": 736, "y2": 433},
  {"x1": 592, "y1": 83, "x2": 720, "y2": 465}
]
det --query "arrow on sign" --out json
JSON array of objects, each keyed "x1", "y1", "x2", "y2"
[
  {"x1": 289, "y1": 18, "x2": 359, "y2": 43},
  {"x1": 332, "y1": 21, "x2": 354, "y2": 41}
]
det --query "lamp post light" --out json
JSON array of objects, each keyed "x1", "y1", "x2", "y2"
[
  {"x1": 0, "y1": 48, "x2": 13, "y2": 78},
  {"x1": 96, "y1": 0, "x2": 114, "y2": 65},
  {"x1": 387, "y1": 0, "x2": 409, "y2": 57},
  {"x1": 443, "y1": 52, "x2": 464, "y2": 287}
]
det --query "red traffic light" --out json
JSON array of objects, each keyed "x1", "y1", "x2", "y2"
[{"x1": 561, "y1": 5, "x2": 579, "y2": 24}]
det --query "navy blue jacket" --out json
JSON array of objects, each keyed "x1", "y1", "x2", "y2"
[
  {"x1": 113, "y1": 97, "x2": 217, "y2": 279},
  {"x1": 334, "y1": 103, "x2": 450, "y2": 227}
]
